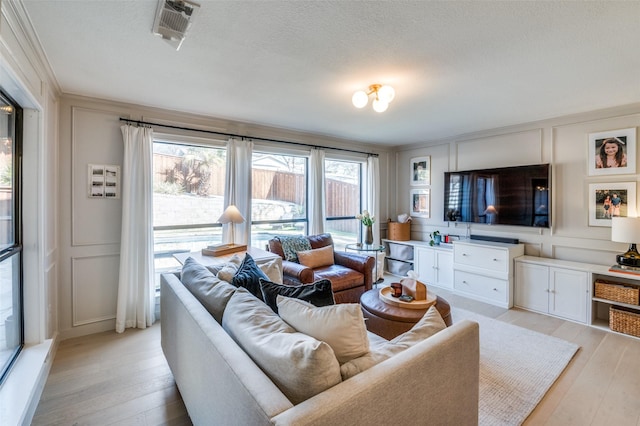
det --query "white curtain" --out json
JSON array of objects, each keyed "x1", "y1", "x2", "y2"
[
  {"x1": 366, "y1": 155, "x2": 384, "y2": 280},
  {"x1": 224, "y1": 137, "x2": 253, "y2": 245},
  {"x1": 366, "y1": 155, "x2": 380, "y2": 245},
  {"x1": 116, "y1": 124, "x2": 155, "y2": 333},
  {"x1": 308, "y1": 148, "x2": 326, "y2": 235}
]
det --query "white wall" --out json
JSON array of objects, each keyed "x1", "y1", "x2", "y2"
[
  {"x1": 57, "y1": 94, "x2": 394, "y2": 339},
  {"x1": 392, "y1": 103, "x2": 640, "y2": 266}
]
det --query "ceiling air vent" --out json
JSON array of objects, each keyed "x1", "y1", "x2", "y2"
[{"x1": 152, "y1": 0, "x2": 200, "y2": 50}]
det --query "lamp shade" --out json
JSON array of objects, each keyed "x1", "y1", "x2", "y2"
[
  {"x1": 217, "y1": 205, "x2": 245, "y2": 224},
  {"x1": 484, "y1": 205, "x2": 498, "y2": 215},
  {"x1": 611, "y1": 217, "x2": 640, "y2": 243}
]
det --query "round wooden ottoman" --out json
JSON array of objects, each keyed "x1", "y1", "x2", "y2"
[{"x1": 360, "y1": 288, "x2": 452, "y2": 340}]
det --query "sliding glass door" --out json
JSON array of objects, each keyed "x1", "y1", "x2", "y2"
[{"x1": 0, "y1": 90, "x2": 22, "y2": 385}]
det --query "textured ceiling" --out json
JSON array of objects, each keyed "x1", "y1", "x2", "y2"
[{"x1": 22, "y1": 0, "x2": 640, "y2": 145}]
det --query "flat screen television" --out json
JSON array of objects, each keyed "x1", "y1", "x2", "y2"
[{"x1": 443, "y1": 164, "x2": 550, "y2": 228}]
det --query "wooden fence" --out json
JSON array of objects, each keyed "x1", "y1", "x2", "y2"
[{"x1": 153, "y1": 153, "x2": 360, "y2": 230}]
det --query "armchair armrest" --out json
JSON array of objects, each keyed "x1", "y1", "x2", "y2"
[
  {"x1": 282, "y1": 260, "x2": 314, "y2": 284},
  {"x1": 334, "y1": 251, "x2": 375, "y2": 290}
]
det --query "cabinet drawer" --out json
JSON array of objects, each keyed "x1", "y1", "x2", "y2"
[
  {"x1": 454, "y1": 270, "x2": 508, "y2": 304},
  {"x1": 454, "y1": 244, "x2": 508, "y2": 273}
]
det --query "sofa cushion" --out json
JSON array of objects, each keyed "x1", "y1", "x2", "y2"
[
  {"x1": 338, "y1": 306, "x2": 447, "y2": 380},
  {"x1": 180, "y1": 257, "x2": 237, "y2": 323},
  {"x1": 259, "y1": 278, "x2": 335, "y2": 313},
  {"x1": 277, "y1": 296, "x2": 369, "y2": 364},
  {"x1": 314, "y1": 265, "x2": 365, "y2": 292},
  {"x1": 222, "y1": 289, "x2": 342, "y2": 404},
  {"x1": 296, "y1": 245, "x2": 335, "y2": 269},
  {"x1": 231, "y1": 253, "x2": 269, "y2": 300},
  {"x1": 278, "y1": 235, "x2": 312, "y2": 262}
]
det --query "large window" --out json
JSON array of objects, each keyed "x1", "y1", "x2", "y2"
[
  {"x1": 0, "y1": 91, "x2": 21, "y2": 385},
  {"x1": 325, "y1": 159, "x2": 362, "y2": 250},
  {"x1": 152, "y1": 140, "x2": 226, "y2": 284},
  {"x1": 250, "y1": 152, "x2": 307, "y2": 248}
]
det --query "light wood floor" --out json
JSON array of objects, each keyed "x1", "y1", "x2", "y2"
[{"x1": 33, "y1": 283, "x2": 640, "y2": 426}]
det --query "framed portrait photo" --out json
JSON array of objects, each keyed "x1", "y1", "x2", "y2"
[
  {"x1": 588, "y1": 182, "x2": 636, "y2": 227},
  {"x1": 410, "y1": 188, "x2": 430, "y2": 218},
  {"x1": 410, "y1": 156, "x2": 430, "y2": 185},
  {"x1": 588, "y1": 127, "x2": 636, "y2": 176}
]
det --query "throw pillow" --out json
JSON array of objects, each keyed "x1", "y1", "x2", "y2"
[
  {"x1": 338, "y1": 306, "x2": 446, "y2": 380},
  {"x1": 222, "y1": 288, "x2": 342, "y2": 404},
  {"x1": 278, "y1": 235, "x2": 312, "y2": 262},
  {"x1": 277, "y1": 295, "x2": 369, "y2": 364},
  {"x1": 296, "y1": 245, "x2": 335, "y2": 269},
  {"x1": 231, "y1": 253, "x2": 269, "y2": 300},
  {"x1": 214, "y1": 254, "x2": 243, "y2": 282},
  {"x1": 179, "y1": 257, "x2": 237, "y2": 323},
  {"x1": 258, "y1": 258, "x2": 283, "y2": 284},
  {"x1": 386, "y1": 305, "x2": 447, "y2": 351},
  {"x1": 259, "y1": 278, "x2": 335, "y2": 313}
]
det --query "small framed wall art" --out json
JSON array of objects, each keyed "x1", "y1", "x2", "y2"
[
  {"x1": 410, "y1": 188, "x2": 430, "y2": 218},
  {"x1": 88, "y1": 164, "x2": 120, "y2": 199},
  {"x1": 588, "y1": 127, "x2": 636, "y2": 176},
  {"x1": 588, "y1": 182, "x2": 636, "y2": 227},
  {"x1": 410, "y1": 156, "x2": 430, "y2": 186}
]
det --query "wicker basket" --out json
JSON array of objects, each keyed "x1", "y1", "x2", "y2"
[
  {"x1": 387, "y1": 222, "x2": 410, "y2": 241},
  {"x1": 610, "y1": 306, "x2": 640, "y2": 338},
  {"x1": 595, "y1": 280, "x2": 640, "y2": 305}
]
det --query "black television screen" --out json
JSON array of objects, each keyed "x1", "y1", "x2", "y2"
[{"x1": 444, "y1": 164, "x2": 550, "y2": 227}]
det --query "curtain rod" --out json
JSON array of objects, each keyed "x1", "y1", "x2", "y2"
[{"x1": 119, "y1": 118, "x2": 379, "y2": 157}]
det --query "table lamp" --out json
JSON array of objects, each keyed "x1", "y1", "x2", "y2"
[
  {"x1": 611, "y1": 216, "x2": 640, "y2": 269},
  {"x1": 218, "y1": 204, "x2": 246, "y2": 246}
]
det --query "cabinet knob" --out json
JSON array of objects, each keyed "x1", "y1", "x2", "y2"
[
  {"x1": 493, "y1": 258, "x2": 498, "y2": 261},
  {"x1": 492, "y1": 288, "x2": 498, "y2": 291},
  {"x1": 462, "y1": 280, "x2": 468, "y2": 284}
]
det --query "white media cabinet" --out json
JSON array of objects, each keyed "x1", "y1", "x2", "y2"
[
  {"x1": 384, "y1": 239, "x2": 640, "y2": 338},
  {"x1": 383, "y1": 239, "x2": 523, "y2": 309}
]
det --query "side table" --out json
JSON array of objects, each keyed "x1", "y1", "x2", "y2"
[
  {"x1": 360, "y1": 288, "x2": 452, "y2": 340},
  {"x1": 345, "y1": 243, "x2": 385, "y2": 285},
  {"x1": 173, "y1": 246, "x2": 282, "y2": 281}
]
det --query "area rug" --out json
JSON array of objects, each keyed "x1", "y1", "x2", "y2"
[{"x1": 453, "y1": 308, "x2": 580, "y2": 426}]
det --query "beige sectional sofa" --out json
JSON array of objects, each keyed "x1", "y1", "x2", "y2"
[{"x1": 161, "y1": 267, "x2": 480, "y2": 425}]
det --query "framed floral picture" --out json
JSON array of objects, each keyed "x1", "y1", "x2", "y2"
[
  {"x1": 588, "y1": 182, "x2": 636, "y2": 227},
  {"x1": 588, "y1": 128, "x2": 636, "y2": 176},
  {"x1": 410, "y1": 156, "x2": 430, "y2": 185},
  {"x1": 410, "y1": 188, "x2": 430, "y2": 217}
]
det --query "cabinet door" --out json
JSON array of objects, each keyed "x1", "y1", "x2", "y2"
[
  {"x1": 414, "y1": 247, "x2": 435, "y2": 284},
  {"x1": 435, "y1": 251, "x2": 453, "y2": 289},
  {"x1": 515, "y1": 262, "x2": 549, "y2": 313},
  {"x1": 549, "y1": 267, "x2": 588, "y2": 323}
]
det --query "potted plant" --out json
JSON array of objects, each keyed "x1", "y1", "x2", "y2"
[{"x1": 429, "y1": 230, "x2": 442, "y2": 246}]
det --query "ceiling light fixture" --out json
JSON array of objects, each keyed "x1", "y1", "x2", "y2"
[{"x1": 352, "y1": 84, "x2": 395, "y2": 113}]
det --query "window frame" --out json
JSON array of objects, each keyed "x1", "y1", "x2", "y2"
[
  {"x1": 0, "y1": 89, "x2": 23, "y2": 386},
  {"x1": 250, "y1": 146, "x2": 310, "y2": 247}
]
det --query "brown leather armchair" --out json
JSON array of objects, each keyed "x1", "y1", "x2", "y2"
[{"x1": 268, "y1": 233, "x2": 375, "y2": 304}]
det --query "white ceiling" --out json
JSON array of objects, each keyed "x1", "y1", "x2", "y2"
[{"x1": 22, "y1": 0, "x2": 640, "y2": 145}]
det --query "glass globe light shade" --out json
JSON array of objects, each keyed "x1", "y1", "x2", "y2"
[
  {"x1": 378, "y1": 85, "x2": 395, "y2": 103},
  {"x1": 352, "y1": 91, "x2": 369, "y2": 108},
  {"x1": 372, "y1": 99, "x2": 389, "y2": 113}
]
